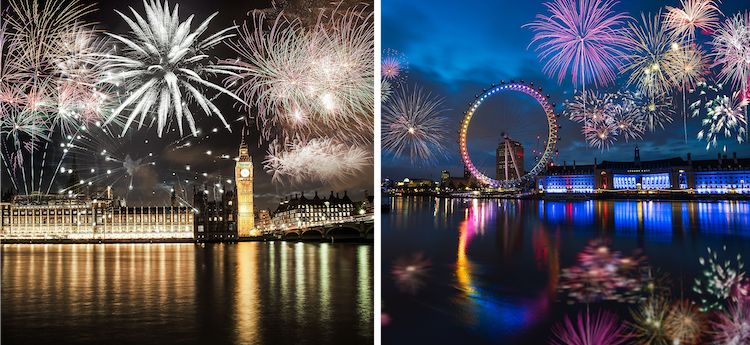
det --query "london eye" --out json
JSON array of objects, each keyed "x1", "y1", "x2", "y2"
[{"x1": 458, "y1": 81, "x2": 559, "y2": 189}]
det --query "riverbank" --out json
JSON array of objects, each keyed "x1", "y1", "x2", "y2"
[{"x1": 1, "y1": 237, "x2": 374, "y2": 244}]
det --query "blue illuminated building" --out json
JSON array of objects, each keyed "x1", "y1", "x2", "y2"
[{"x1": 538, "y1": 147, "x2": 750, "y2": 195}]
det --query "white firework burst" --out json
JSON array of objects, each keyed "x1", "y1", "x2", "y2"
[
  {"x1": 381, "y1": 85, "x2": 452, "y2": 167},
  {"x1": 102, "y1": 0, "x2": 245, "y2": 137}
]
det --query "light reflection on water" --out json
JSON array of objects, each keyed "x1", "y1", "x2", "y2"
[
  {"x1": 2, "y1": 242, "x2": 373, "y2": 345},
  {"x1": 382, "y1": 197, "x2": 750, "y2": 344}
]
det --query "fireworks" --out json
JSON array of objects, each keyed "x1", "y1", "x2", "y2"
[
  {"x1": 710, "y1": 11, "x2": 750, "y2": 96},
  {"x1": 663, "y1": 0, "x2": 723, "y2": 42},
  {"x1": 708, "y1": 298, "x2": 750, "y2": 345},
  {"x1": 1, "y1": 0, "x2": 114, "y2": 194},
  {"x1": 696, "y1": 91, "x2": 748, "y2": 149},
  {"x1": 564, "y1": 90, "x2": 615, "y2": 124},
  {"x1": 582, "y1": 117, "x2": 618, "y2": 151},
  {"x1": 381, "y1": 49, "x2": 408, "y2": 82},
  {"x1": 631, "y1": 91, "x2": 675, "y2": 132},
  {"x1": 381, "y1": 85, "x2": 452, "y2": 167},
  {"x1": 629, "y1": 294, "x2": 672, "y2": 345},
  {"x1": 558, "y1": 238, "x2": 647, "y2": 303},
  {"x1": 693, "y1": 246, "x2": 747, "y2": 312},
  {"x1": 263, "y1": 136, "x2": 372, "y2": 185},
  {"x1": 664, "y1": 300, "x2": 706, "y2": 345},
  {"x1": 666, "y1": 43, "x2": 710, "y2": 142},
  {"x1": 610, "y1": 95, "x2": 646, "y2": 142},
  {"x1": 525, "y1": 0, "x2": 630, "y2": 89},
  {"x1": 549, "y1": 309, "x2": 633, "y2": 345},
  {"x1": 391, "y1": 252, "x2": 432, "y2": 294},
  {"x1": 223, "y1": 7, "x2": 374, "y2": 144},
  {"x1": 621, "y1": 12, "x2": 678, "y2": 99},
  {"x1": 564, "y1": 91, "x2": 644, "y2": 150},
  {"x1": 102, "y1": 0, "x2": 245, "y2": 137},
  {"x1": 3, "y1": 0, "x2": 96, "y2": 82}
]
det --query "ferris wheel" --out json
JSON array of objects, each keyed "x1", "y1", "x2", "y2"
[{"x1": 459, "y1": 80, "x2": 559, "y2": 189}]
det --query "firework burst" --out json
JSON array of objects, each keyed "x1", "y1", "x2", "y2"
[
  {"x1": 558, "y1": 238, "x2": 647, "y2": 303},
  {"x1": 630, "y1": 91, "x2": 675, "y2": 132},
  {"x1": 263, "y1": 136, "x2": 372, "y2": 185},
  {"x1": 663, "y1": 0, "x2": 723, "y2": 42},
  {"x1": 549, "y1": 309, "x2": 633, "y2": 345},
  {"x1": 664, "y1": 299, "x2": 706, "y2": 345},
  {"x1": 708, "y1": 298, "x2": 750, "y2": 345},
  {"x1": 223, "y1": 6, "x2": 374, "y2": 144},
  {"x1": 381, "y1": 48, "x2": 408, "y2": 83},
  {"x1": 564, "y1": 90, "x2": 615, "y2": 124},
  {"x1": 710, "y1": 11, "x2": 750, "y2": 96},
  {"x1": 693, "y1": 246, "x2": 746, "y2": 312},
  {"x1": 102, "y1": 0, "x2": 245, "y2": 137},
  {"x1": 582, "y1": 117, "x2": 619, "y2": 151},
  {"x1": 525, "y1": 0, "x2": 630, "y2": 89},
  {"x1": 381, "y1": 85, "x2": 452, "y2": 167},
  {"x1": 3, "y1": 0, "x2": 96, "y2": 82},
  {"x1": 696, "y1": 91, "x2": 748, "y2": 149},
  {"x1": 611, "y1": 94, "x2": 646, "y2": 142},
  {"x1": 391, "y1": 252, "x2": 432, "y2": 294},
  {"x1": 621, "y1": 12, "x2": 679, "y2": 99},
  {"x1": 629, "y1": 293, "x2": 672, "y2": 345},
  {"x1": 667, "y1": 43, "x2": 710, "y2": 142}
]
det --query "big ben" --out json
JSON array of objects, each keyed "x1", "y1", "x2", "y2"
[{"x1": 235, "y1": 136, "x2": 256, "y2": 237}]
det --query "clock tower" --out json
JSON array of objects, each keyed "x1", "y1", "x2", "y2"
[{"x1": 235, "y1": 136, "x2": 256, "y2": 237}]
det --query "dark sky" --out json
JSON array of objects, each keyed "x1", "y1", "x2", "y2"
[
  {"x1": 381, "y1": 0, "x2": 749, "y2": 182},
  {"x1": 1, "y1": 0, "x2": 374, "y2": 210}
]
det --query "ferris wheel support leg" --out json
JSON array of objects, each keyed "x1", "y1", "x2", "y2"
[{"x1": 507, "y1": 137, "x2": 522, "y2": 181}]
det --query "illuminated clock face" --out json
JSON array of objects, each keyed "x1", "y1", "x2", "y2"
[{"x1": 240, "y1": 168, "x2": 250, "y2": 177}]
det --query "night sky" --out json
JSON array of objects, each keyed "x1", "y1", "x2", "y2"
[
  {"x1": 382, "y1": 0, "x2": 749, "y2": 182},
  {"x1": 1, "y1": 0, "x2": 374, "y2": 210}
]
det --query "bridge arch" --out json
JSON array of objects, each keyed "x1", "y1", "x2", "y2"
[
  {"x1": 325, "y1": 226, "x2": 361, "y2": 240},
  {"x1": 300, "y1": 229, "x2": 324, "y2": 240},
  {"x1": 364, "y1": 224, "x2": 374, "y2": 240}
]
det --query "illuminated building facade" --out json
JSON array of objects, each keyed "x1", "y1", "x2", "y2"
[
  {"x1": 538, "y1": 149, "x2": 750, "y2": 195},
  {"x1": 496, "y1": 140, "x2": 524, "y2": 181},
  {"x1": 235, "y1": 137, "x2": 257, "y2": 237},
  {"x1": 272, "y1": 191, "x2": 355, "y2": 231},
  {"x1": 0, "y1": 194, "x2": 194, "y2": 240},
  {"x1": 193, "y1": 186, "x2": 237, "y2": 241}
]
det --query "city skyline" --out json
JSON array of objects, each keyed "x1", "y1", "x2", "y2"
[
  {"x1": 0, "y1": 0, "x2": 374, "y2": 210},
  {"x1": 382, "y1": 0, "x2": 749, "y2": 182}
]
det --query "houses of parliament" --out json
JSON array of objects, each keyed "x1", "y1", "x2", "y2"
[{"x1": 1, "y1": 137, "x2": 368, "y2": 241}]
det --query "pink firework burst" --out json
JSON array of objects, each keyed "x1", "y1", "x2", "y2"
[
  {"x1": 550, "y1": 309, "x2": 633, "y2": 345},
  {"x1": 664, "y1": 0, "x2": 723, "y2": 42},
  {"x1": 711, "y1": 11, "x2": 750, "y2": 98},
  {"x1": 381, "y1": 48, "x2": 408, "y2": 84},
  {"x1": 708, "y1": 298, "x2": 750, "y2": 345},
  {"x1": 525, "y1": 0, "x2": 631, "y2": 89},
  {"x1": 559, "y1": 238, "x2": 647, "y2": 302},
  {"x1": 381, "y1": 57, "x2": 402, "y2": 81},
  {"x1": 391, "y1": 252, "x2": 432, "y2": 294},
  {"x1": 582, "y1": 117, "x2": 619, "y2": 151}
]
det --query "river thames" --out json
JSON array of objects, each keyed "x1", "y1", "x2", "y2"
[
  {"x1": 2, "y1": 242, "x2": 373, "y2": 344},
  {"x1": 381, "y1": 196, "x2": 750, "y2": 344}
]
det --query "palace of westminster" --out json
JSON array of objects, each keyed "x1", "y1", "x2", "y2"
[{"x1": 0, "y1": 138, "x2": 373, "y2": 241}]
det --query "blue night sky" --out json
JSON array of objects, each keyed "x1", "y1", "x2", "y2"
[{"x1": 381, "y1": 0, "x2": 749, "y2": 182}]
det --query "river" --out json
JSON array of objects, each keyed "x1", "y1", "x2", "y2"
[
  {"x1": 381, "y1": 197, "x2": 749, "y2": 344},
  {"x1": 2, "y1": 241, "x2": 373, "y2": 344}
]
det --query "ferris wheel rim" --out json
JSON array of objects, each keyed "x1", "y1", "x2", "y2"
[{"x1": 458, "y1": 82, "x2": 558, "y2": 188}]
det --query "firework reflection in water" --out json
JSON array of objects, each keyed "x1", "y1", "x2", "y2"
[
  {"x1": 549, "y1": 308, "x2": 633, "y2": 345},
  {"x1": 558, "y1": 237, "x2": 647, "y2": 303},
  {"x1": 391, "y1": 252, "x2": 432, "y2": 295}
]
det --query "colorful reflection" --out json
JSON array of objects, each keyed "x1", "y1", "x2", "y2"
[
  {"x1": 540, "y1": 200, "x2": 750, "y2": 239},
  {"x1": 453, "y1": 199, "x2": 552, "y2": 339}
]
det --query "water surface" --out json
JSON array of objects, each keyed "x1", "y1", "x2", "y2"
[
  {"x1": 381, "y1": 197, "x2": 749, "y2": 344},
  {"x1": 2, "y1": 242, "x2": 373, "y2": 345}
]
